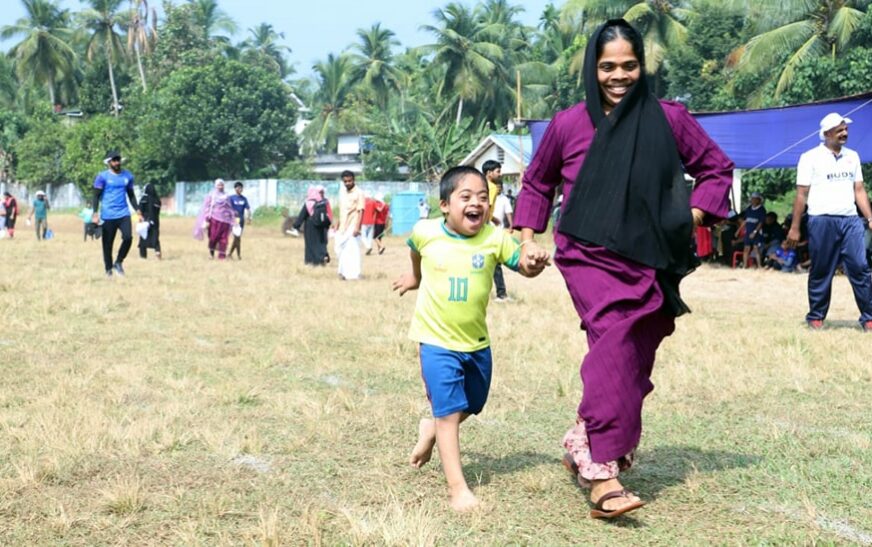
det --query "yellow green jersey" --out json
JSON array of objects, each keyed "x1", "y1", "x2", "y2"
[{"x1": 407, "y1": 218, "x2": 521, "y2": 352}]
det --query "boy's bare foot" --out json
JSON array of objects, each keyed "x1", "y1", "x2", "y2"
[
  {"x1": 448, "y1": 486, "x2": 480, "y2": 512},
  {"x1": 590, "y1": 478, "x2": 643, "y2": 513},
  {"x1": 409, "y1": 418, "x2": 436, "y2": 468}
]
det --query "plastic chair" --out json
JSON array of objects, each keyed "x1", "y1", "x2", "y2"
[{"x1": 731, "y1": 250, "x2": 758, "y2": 268}]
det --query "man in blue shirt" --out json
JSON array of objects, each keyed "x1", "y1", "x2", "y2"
[
  {"x1": 91, "y1": 150, "x2": 140, "y2": 277},
  {"x1": 227, "y1": 181, "x2": 251, "y2": 260}
]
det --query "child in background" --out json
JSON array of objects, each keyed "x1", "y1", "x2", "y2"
[
  {"x1": 392, "y1": 166, "x2": 549, "y2": 511},
  {"x1": 768, "y1": 240, "x2": 798, "y2": 272}
]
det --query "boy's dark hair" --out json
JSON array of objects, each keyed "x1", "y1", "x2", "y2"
[
  {"x1": 765, "y1": 211, "x2": 778, "y2": 221},
  {"x1": 440, "y1": 166, "x2": 486, "y2": 202},
  {"x1": 481, "y1": 160, "x2": 501, "y2": 176},
  {"x1": 234, "y1": 181, "x2": 243, "y2": 189},
  {"x1": 341, "y1": 170, "x2": 355, "y2": 179}
]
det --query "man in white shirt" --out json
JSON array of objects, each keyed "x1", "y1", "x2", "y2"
[
  {"x1": 493, "y1": 187, "x2": 514, "y2": 230},
  {"x1": 787, "y1": 113, "x2": 872, "y2": 330}
]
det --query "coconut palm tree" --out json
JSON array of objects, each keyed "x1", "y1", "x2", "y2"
[
  {"x1": 187, "y1": 0, "x2": 237, "y2": 40},
  {"x1": 302, "y1": 53, "x2": 354, "y2": 154},
  {"x1": 420, "y1": 2, "x2": 503, "y2": 125},
  {"x1": 241, "y1": 23, "x2": 292, "y2": 78},
  {"x1": 561, "y1": 0, "x2": 693, "y2": 74},
  {"x1": 732, "y1": 0, "x2": 871, "y2": 96},
  {"x1": 78, "y1": 0, "x2": 127, "y2": 116},
  {"x1": 349, "y1": 23, "x2": 401, "y2": 110},
  {"x1": 1, "y1": 0, "x2": 76, "y2": 108},
  {"x1": 127, "y1": 0, "x2": 157, "y2": 91}
]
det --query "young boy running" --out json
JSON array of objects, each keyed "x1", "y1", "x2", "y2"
[{"x1": 392, "y1": 166, "x2": 549, "y2": 511}]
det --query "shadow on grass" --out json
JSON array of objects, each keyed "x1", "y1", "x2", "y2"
[
  {"x1": 812, "y1": 319, "x2": 863, "y2": 330},
  {"x1": 558, "y1": 446, "x2": 762, "y2": 529},
  {"x1": 464, "y1": 451, "x2": 555, "y2": 486},
  {"x1": 631, "y1": 445, "x2": 761, "y2": 499}
]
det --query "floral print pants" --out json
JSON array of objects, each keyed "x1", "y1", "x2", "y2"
[{"x1": 563, "y1": 419, "x2": 634, "y2": 487}]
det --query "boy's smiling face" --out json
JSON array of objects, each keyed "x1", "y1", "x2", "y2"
[{"x1": 440, "y1": 173, "x2": 490, "y2": 237}]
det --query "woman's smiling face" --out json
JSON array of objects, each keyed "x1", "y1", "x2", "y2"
[{"x1": 597, "y1": 37, "x2": 641, "y2": 113}]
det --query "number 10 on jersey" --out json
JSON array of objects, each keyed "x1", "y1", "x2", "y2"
[{"x1": 448, "y1": 276, "x2": 469, "y2": 302}]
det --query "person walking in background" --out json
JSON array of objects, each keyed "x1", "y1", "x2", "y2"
[
  {"x1": 92, "y1": 151, "x2": 140, "y2": 276},
  {"x1": 137, "y1": 182, "x2": 162, "y2": 259},
  {"x1": 361, "y1": 193, "x2": 378, "y2": 255},
  {"x1": 2, "y1": 191, "x2": 17, "y2": 238},
  {"x1": 738, "y1": 191, "x2": 766, "y2": 268},
  {"x1": 787, "y1": 113, "x2": 872, "y2": 331},
  {"x1": 292, "y1": 185, "x2": 332, "y2": 266},
  {"x1": 483, "y1": 160, "x2": 511, "y2": 302},
  {"x1": 372, "y1": 192, "x2": 389, "y2": 255},
  {"x1": 91, "y1": 150, "x2": 142, "y2": 277},
  {"x1": 194, "y1": 179, "x2": 238, "y2": 260},
  {"x1": 513, "y1": 20, "x2": 732, "y2": 518},
  {"x1": 418, "y1": 198, "x2": 430, "y2": 220},
  {"x1": 227, "y1": 181, "x2": 251, "y2": 260},
  {"x1": 334, "y1": 170, "x2": 365, "y2": 280},
  {"x1": 28, "y1": 190, "x2": 50, "y2": 240}
]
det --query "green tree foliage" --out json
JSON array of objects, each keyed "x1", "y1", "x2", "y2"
[
  {"x1": 148, "y1": 2, "x2": 211, "y2": 84},
  {"x1": 134, "y1": 57, "x2": 297, "y2": 184},
  {"x1": 13, "y1": 111, "x2": 66, "y2": 187},
  {"x1": 1, "y1": 0, "x2": 76, "y2": 107},
  {"x1": 61, "y1": 113, "x2": 132, "y2": 195},
  {"x1": 666, "y1": 3, "x2": 746, "y2": 110},
  {"x1": 733, "y1": 0, "x2": 872, "y2": 100}
]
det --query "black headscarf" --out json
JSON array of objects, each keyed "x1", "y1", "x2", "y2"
[{"x1": 557, "y1": 19, "x2": 696, "y2": 316}]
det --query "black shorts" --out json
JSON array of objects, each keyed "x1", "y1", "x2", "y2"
[{"x1": 373, "y1": 223, "x2": 386, "y2": 239}]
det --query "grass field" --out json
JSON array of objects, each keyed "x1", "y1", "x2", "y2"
[{"x1": 0, "y1": 214, "x2": 870, "y2": 545}]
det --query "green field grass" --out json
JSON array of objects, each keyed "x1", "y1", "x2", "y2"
[{"x1": 0, "y1": 214, "x2": 870, "y2": 545}]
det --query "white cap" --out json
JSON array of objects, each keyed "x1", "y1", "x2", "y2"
[
  {"x1": 35, "y1": 190, "x2": 46, "y2": 197},
  {"x1": 819, "y1": 112, "x2": 852, "y2": 140}
]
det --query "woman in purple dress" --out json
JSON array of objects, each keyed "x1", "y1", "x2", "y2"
[
  {"x1": 514, "y1": 19, "x2": 733, "y2": 518},
  {"x1": 193, "y1": 179, "x2": 238, "y2": 260}
]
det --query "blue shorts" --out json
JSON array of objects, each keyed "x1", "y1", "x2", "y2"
[
  {"x1": 744, "y1": 232, "x2": 763, "y2": 247},
  {"x1": 419, "y1": 343, "x2": 492, "y2": 418}
]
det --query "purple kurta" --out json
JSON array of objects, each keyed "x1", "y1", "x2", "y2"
[{"x1": 515, "y1": 100, "x2": 733, "y2": 463}]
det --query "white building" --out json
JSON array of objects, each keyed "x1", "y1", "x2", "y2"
[{"x1": 460, "y1": 133, "x2": 533, "y2": 180}]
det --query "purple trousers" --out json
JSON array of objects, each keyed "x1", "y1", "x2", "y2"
[
  {"x1": 208, "y1": 220, "x2": 231, "y2": 259},
  {"x1": 554, "y1": 233, "x2": 676, "y2": 463}
]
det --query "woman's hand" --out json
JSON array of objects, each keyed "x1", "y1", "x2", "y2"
[
  {"x1": 519, "y1": 240, "x2": 551, "y2": 278},
  {"x1": 691, "y1": 207, "x2": 705, "y2": 227},
  {"x1": 392, "y1": 272, "x2": 420, "y2": 296}
]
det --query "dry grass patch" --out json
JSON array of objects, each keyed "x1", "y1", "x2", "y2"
[{"x1": 0, "y1": 214, "x2": 870, "y2": 544}]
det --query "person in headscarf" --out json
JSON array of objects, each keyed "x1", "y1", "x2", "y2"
[
  {"x1": 138, "y1": 182, "x2": 162, "y2": 259},
  {"x1": 513, "y1": 19, "x2": 733, "y2": 519},
  {"x1": 194, "y1": 178, "x2": 238, "y2": 260},
  {"x1": 292, "y1": 185, "x2": 332, "y2": 265},
  {"x1": 2, "y1": 191, "x2": 17, "y2": 238}
]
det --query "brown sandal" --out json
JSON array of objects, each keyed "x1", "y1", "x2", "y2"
[{"x1": 589, "y1": 489, "x2": 645, "y2": 519}]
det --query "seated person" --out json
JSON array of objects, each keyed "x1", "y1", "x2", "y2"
[
  {"x1": 768, "y1": 240, "x2": 797, "y2": 273},
  {"x1": 761, "y1": 211, "x2": 784, "y2": 259}
]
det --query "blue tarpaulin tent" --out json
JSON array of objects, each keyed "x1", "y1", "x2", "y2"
[{"x1": 528, "y1": 93, "x2": 872, "y2": 170}]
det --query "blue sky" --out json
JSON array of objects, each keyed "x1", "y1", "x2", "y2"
[{"x1": 2, "y1": 0, "x2": 557, "y2": 77}]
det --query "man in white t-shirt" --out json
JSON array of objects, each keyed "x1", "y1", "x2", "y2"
[
  {"x1": 787, "y1": 113, "x2": 872, "y2": 331},
  {"x1": 493, "y1": 188, "x2": 514, "y2": 230}
]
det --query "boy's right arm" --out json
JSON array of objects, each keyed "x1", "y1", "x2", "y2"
[{"x1": 392, "y1": 249, "x2": 422, "y2": 296}]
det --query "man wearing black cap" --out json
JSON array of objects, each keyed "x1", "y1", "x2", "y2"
[
  {"x1": 788, "y1": 113, "x2": 872, "y2": 330},
  {"x1": 91, "y1": 150, "x2": 140, "y2": 277}
]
